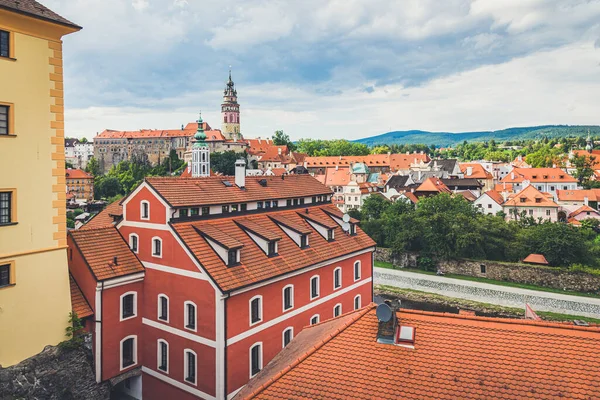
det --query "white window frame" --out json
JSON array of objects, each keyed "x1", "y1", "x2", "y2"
[
  {"x1": 249, "y1": 342, "x2": 263, "y2": 379},
  {"x1": 282, "y1": 284, "x2": 294, "y2": 312},
  {"x1": 354, "y1": 261, "x2": 361, "y2": 281},
  {"x1": 354, "y1": 294, "x2": 361, "y2": 310},
  {"x1": 129, "y1": 233, "x2": 139, "y2": 254},
  {"x1": 249, "y1": 295, "x2": 263, "y2": 326},
  {"x1": 157, "y1": 294, "x2": 169, "y2": 322},
  {"x1": 119, "y1": 291, "x2": 137, "y2": 321},
  {"x1": 310, "y1": 314, "x2": 320, "y2": 325},
  {"x1": 157, "y1": 339, "x2": 169, "y2": 374},
  {"x1": 333, "y1": 303, "x2": 342, "y2": 317},
  {"x1": 282, "y1": 327, "x2": 294, "y2": 348},
  {"x1": 141, "y1": 200, "x2": 150, "y2": 220},
  {"x1": 310, "y1": 275, "x2": 320, "y2": 300},
  {"x1": 184, "y1": 301, "x2": 197, "y2": 332},
  {"x1": 183, "y1": 348, "x2": 197, "y2": 386},
  {"x1": 333, "y1": 267, "x2": 342, "y2": 290},
  {"x1": 119, "y1": 335, "x2": 138, "y2": 371},
  {"x1": 152, "y1": 236, "x2": 163, "y2": 258}
]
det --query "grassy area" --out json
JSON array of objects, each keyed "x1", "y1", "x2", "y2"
[
  {"x1": 375, "y1": 285, "x2": 600, "y2": 324},
  {"x1": 374, "y1": 261, "x2": 600, "y2": 299}
]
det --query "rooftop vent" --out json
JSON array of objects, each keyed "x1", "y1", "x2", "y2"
[
  {"x1": 223, "y1": 180, "x2": 233, "y2": 187},
  {"x1": 113, "y1": 256, "x2": 118, "y2": 266},
  {"x1": 258, "y1": 179, "x2": 268, "y2": 187},
  {"x1": 573, "y1": 320, "x2": 589, "y2": 326}
]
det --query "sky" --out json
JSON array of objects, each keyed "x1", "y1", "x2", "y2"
[{"x1": 48, "y1": 0, "x2": 600, "y2": 141}]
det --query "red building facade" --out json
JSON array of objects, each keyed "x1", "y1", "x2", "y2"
[{"x1": 68, "y1": 171, "x2": 375, "y2": 399}]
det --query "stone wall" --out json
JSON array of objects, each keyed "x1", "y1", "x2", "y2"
[
  {"x1": 375, "y1": 247, "x2": 600, "y2": 294},
  {"x1": 438, "y1": 259, "x2": 600, "y2": 294},
  {"x1": 374, "y1": 248, "x2": 417, "y2": 268},
  {"x1": 0, "y1": 338, "x2": 110, "y2": 400}
]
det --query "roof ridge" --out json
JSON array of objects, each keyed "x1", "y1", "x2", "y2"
[
  {"x1": 242, "y1": 304, "x2": 376, "y2": 400},
  {"x1": 399, "y1": 309, "x2": 600, "y2": 332}
]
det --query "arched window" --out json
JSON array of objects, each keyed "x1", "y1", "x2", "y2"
[
  {"x1": 282, "y1": 285, "x2": 294, "y2": 312},
  {"x1": 129, "y1": 233, "x2": 139, "y2": 253},
  {"x1": 152, "y1": 237, "x2": 162, "y2": 258},
  {"x1": 354, "y1": 261, "x2": 361, "y2": 281},
  {"x1": 333, "y1": 267, "x2": 342, "y2": 290},
  {"x1": 120, "y1": 291, "x2": 137, "y2": 321},
  {"x1": 282, "y1": 327, "x2": 293, "y2": 348},
  {"x1": 249, "y1": 342, "x2": 262, "y2": 378},
  {"x1": 250, "y1": 295, "x2": 262, "y2": 326},
  {"x1": 184, "y1": 349, "x2": 197, "y2": 385},
  {"x1": 120, "y1": 335, "x2": 137, "y2": 370},
  {"x1": 310, "y1": 275, "x2": 320, "y2": 300},
  {"x1": 141, "y1": 200, "x2": 150, "y2": 220},
  {"x1": 157, "y1": 339, "x2": 168, "y2": 373},
  {"x1": 158, "y1": 294, "x2": 169, "y2": 322},
  {"x1": 334, "y1": 303, "x2": 342, "y2": 317},
  {"x1": 310, "y1": 314, "x2": 320, "y2": 325},
  {"x1": 184, "y1": 301, "x2": 196, "y2": 331},
  {"x1": 354, "y1": 295, "x2": 361, "y2": 310}
]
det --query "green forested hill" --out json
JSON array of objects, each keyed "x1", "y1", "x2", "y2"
[{"x1": 356, "y1": 125, "x2": 600, "y2": 147}]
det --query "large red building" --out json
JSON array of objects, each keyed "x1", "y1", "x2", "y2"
[{"x1": 68, "y1": 165, "x2": 376, "y2": 399}]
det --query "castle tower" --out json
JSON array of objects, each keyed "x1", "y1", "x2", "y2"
[
  {"x1": 192, "y1": 112, "x2": 210, "y2": 177},
  {"x1": 586, "y1": 130, "x2": 593, "y2": 153},
  {"x1": 221, "y1": 69, "x2": 242, "y2": 141}
]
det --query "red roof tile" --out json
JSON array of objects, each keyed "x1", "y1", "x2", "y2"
[
  {"x1": 69, "y1": 227, "x2": 144, "y2": 281},
  {"x1": 305, "y1": 154, "x2": 430, "y2": 172},
  {"x1": 504, "y1": 186, "x2": 558, "y2": 208},
  {"x1": 523, "y1": 253, "x2": 549, "y2": 265},
  {"x1": 238, "y1": 305, "x2": 600, "y2": 400},
  {"x1": 416, "y1": 177, "x2": 451, "y2": 193},
  {"x1": 144, "y1": 175, "x2": 331, "y2": 208},
  {"x1": 65, "y1": 169, "x2": 93, "y2": 180},
  {"x1": 483, "y1": 189, "x2": 505, "y2": 205},
  {"x1": 83, "y1": 199, "x2": 123, "y2": 229},
  {"x1": 69, "y1": 275, "x2": 93, "y2": 319},
  {"x1": 569, "y1": 205, "x2": 600, "y2": 218},
  {"x1": 459, "y1": 163, "x2": 493, "y2": 179},
  {"x1": 171, "y1": 204, "x2": 375, "y2": 292},
  {"x1": 501, "y1": 167, "x2": 577, "y2": 183},
  {"x1": 557, "y1": 189, "x2": 600, "y2": 202}
]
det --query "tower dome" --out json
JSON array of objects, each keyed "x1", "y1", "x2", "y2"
[{"x1": 191, "y1": 112, "x2": 210, "y2": 177}]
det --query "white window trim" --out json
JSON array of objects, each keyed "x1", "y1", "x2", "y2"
[
  {"x1": 333, "y1": 267, "x2": 342, "y2": 290},
  {"x1": 310, "y1": 275, "x2": 320, "y2": 300},
  {"x1": 129, "y1": 233, "x2": 139, "y2": 254},
  {"x1": 249, "y1": 295, "x2": 263, "y2": 326},
  {"x1": 249, "y1": 342, "x2": 263, "y2": 379},
  {"x1": 282, "y1": 284, "x2": 294, "y2": 312},
  {"x1": 152, "y1": 236, "x2": 163, "y2": 258},
  {"x1": 184, "y1": 301, "x2": 197, "y2": 332},
  {"x1": 183, "y1": 348, "x2": 197, "y2": 386},
  {"x1": 119, "y1": 291, "x2": 138, "y2": 321},
  {"x1": 354, "y1": 261, "x2": 361, "y2": 282},
  {"x1": 354, "y1": 294, "x2": 361, "y2": 310},
  {"x1": 333, "y1": 303, "x2": 342, "y2": 317},
  {"x1": 310, "y1": 314, "x2": 320, "y2": 325},
  {"x1": 119, "y1": 335, "x2": 138, "y2": 371},
  {"x1": 282, "y1": 327, "x2": 294, "y2": 348},
  {"x1": 158, "y1": 294, "x2": 169, "y2": 323},
  {"x1": 157, "y1": 339, "x2": 169, "y2": 374},
  {"x1": 141, "y1": 200, "x2": 150, "y2": 220}
]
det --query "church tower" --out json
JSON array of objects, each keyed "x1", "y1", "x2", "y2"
[
  {"x1": 586, "y1": 130, "x2": 593, "y2": 153},
  {"x1": 192, "y1": 112, "x2": 210, "y2": 178},
  {"x1": 221, "y1": 69, "x2": 242, "y2": 141}
]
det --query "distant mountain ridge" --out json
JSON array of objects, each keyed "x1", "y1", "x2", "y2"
[{"x1": 355, "y1": 125, "x2": 600, "y2": 147}]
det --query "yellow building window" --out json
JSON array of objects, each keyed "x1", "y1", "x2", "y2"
[
  {"x1": 0, "y1": 189, "x2": 16, "y2": 225},
  {"x1": 0, "y1": 261, "x2": 15, "y2": 289},
  {"x1": 0, "y1": 29, "x2": 13, "y2": 59},
  {"x1": 0, "y1": 102, "x2": 15, "y2": 136}
]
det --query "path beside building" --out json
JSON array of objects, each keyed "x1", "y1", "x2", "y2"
[{"x1": 375, "y1": 267, "x2": 600, "y2": 318}]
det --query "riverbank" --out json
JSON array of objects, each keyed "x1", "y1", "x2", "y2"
[{"x1": 375, "y1": 284, "x2": 600, "y2": 324}]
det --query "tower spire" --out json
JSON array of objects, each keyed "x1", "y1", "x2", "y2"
[
  {"x1": 586, "y1": 129, "x2": 593, "y2": 153},
  {"x1": 191, "y1": 111, "x2": 210, "y2": 177}
]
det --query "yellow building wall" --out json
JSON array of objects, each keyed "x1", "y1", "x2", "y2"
[{"x1": 0, "y1": 11, "x2": 78, "y2": 366}]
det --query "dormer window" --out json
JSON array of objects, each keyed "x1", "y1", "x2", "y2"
[
  {"x1": 272, "y1": 200, "x2": 279, "y2": 208},
  {"x1": 180, "y1": 208, "x2": 188, "y2": 218},
  {"x1": 300, "y1": 234, "x2": 308, "y2": 249},
  {"x1": 267, "y1": 241, "x2": 278, "y2": 257},
  {"x1": 202, "y1": 206, "x2": 210, "y2": 215},
  {"x1": 228, "y1": 249, "x2": 238, "y2": 266},
  {"x1": 190, "y1": 207, "x2": 200, "y2": 216},
  {"x1": 327, "y1": 229, "x2": 334, "y2": 241},
  {"x1": 350, "y1": 224, "x2": 356, "y2": 235},
  {"x1": 257, "y1": 201, "x2": 263, "y2": 209},
  {"x1": 520, "y1": 198, "x2": 526, "y2": 203},
  {"x1": 286, "y1": 199, "x2": 292, "y2": 206},
  {"x1": 222, "y1": 205, "x2": 230, "y2": 213},
  {"x1": 535, "y1": 198, "x2": 541, "y2": 203}
]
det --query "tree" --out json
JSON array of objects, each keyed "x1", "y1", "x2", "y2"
[
  {"x1": 211, "y1": 151, "x2": 248, "y2": 175},
  {"x1": 360, "y1": 195, "x2": 390, "y2": 221},
  {"x1": 571, "y1": 154, "x2": 595, "y2": 184},
  {"x1": 85, "y1": 157, "x2": 101, "y2": 176},
  {"x1": 66, "y1": 160, "x2": 74, "y2": 169},
  {"x1": 94, "y1": 176, "x2": 122, "y2": 199},
  {"x1": 79, "y1": 137, "x2": 88, "y2": 144},
  {"x1": 272, "y1": 130, "x2": 296, "y2": 151}
]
